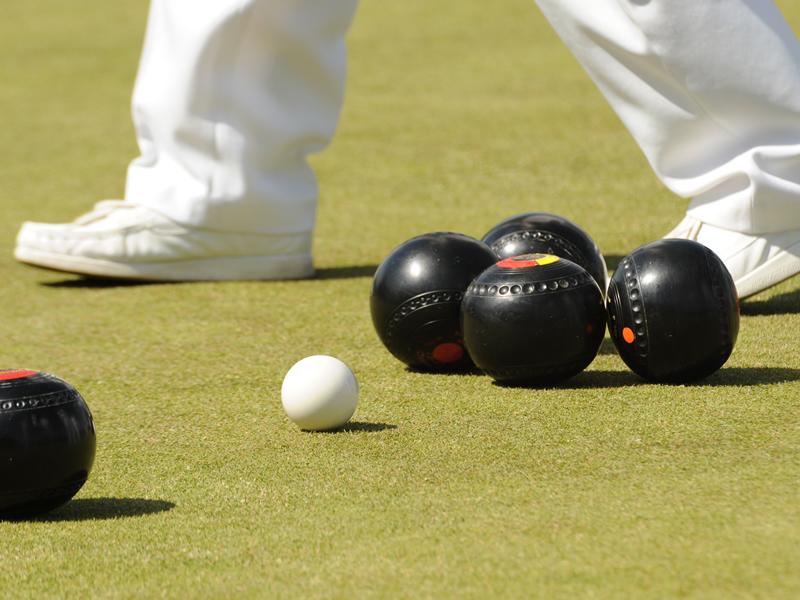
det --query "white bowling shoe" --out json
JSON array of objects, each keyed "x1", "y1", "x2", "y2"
[
  {"x1": 664, "y1": 215, "x2": 800, "y2": 298},
  {"x1": 14, "y1": 201, "x2": 313, "y2": 281}
]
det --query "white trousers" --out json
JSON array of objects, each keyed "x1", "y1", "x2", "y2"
[
  {"x1": 125, "y1": 0, "x2": 358, "y2": 235},
  {"x1": 535, "y1": 0, "x2": 800, "y2": 235},
  {"x1": 125, "y1": 0, "x2": 800, "y2": 236}
]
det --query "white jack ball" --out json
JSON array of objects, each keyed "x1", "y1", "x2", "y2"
[{"x1": 281, "y1": 355, "x2": 359, "y2": 431}]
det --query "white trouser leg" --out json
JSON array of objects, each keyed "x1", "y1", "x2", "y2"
[
  {"x1": 534, "y1": 0, "x2": 800, "y2": 235},
  {"x1": 125, "y1": 0, "x2": 358, "y2": 235}
]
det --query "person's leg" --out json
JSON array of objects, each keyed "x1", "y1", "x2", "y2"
[
  {"x1": 534, "y1": 0, "x2": 800, "y2": 297},
  {"x1": 15, "y1": 0, "x2": 358, "y2": 281}
]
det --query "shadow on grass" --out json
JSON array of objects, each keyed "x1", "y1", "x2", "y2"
[
  {"x1": 24, "y1": 497, "x2": 175, "y2": 522},
  {"x1": 741, "y1": 288, "x2": 800, "y2": 315},
  {"x1": 691, "y1": 366, "x2": 800, "y2": 386},
  {"x1": 559, "y1": 369, "x2": 642, "y2": 388},
  {"x1": 41, "y1": 277, "x2": 161, "y2": 289},
  {"x1": 574, "y1": 366, "x2": 800, "y2": 388},
  {"x1": 492, "y1": 369, "x2": 642, "y2": 390},
  {"x1": 317, "y1": 421, "x2": 397, "y2": 434},
  {"x1": 493, "y1": 366, "x2": 800, "y2": 390},
  {"x1": 405, "y1": 365, "x2": 483, "y2": 376},
  {"x1": 604, "y1": 254, "x2": 624, "y2": 272},
  {"x1": 39, "y1": 263, "x2": 379, "y2": 288},
  {"x1": 316, "y1": 265, "x2": 377, "y2": 280}
]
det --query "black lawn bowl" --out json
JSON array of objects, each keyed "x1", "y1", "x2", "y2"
[
  {"x1": 461, "y1": 254, "x2": 606, "y2": 385},
  {"x1": 607, "y1": 239, "x2": 739, "y2": 383},
  {"x1": 0, "y1": 370, "x2": 96, "y2": 520},
  {"x1": 370, "y1": 232, "x2": 497, "y2": 371},
  {"x1": 482, "y1": 212, "x2": 608, "y2": 291}
]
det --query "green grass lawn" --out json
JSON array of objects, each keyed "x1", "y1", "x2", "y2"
[{"x1": 1, "y1": 1, "x2": 799, "y2": 597}]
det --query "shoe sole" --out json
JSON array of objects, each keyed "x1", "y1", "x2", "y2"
[
  {"x1": 14, "y1": 246, "x2": 314, "y2": 282},
  {"x1": 735, "y1": 239, "x2": 800, "y2": 299}
]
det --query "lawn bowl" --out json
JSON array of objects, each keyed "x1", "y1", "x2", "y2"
[
  {"x1": 461, "y1": 254, "x2": 606, "y2": 385},
  {"x1": 371, "y1": 232, "x2": 497, "y2": 371},
  {"x1": 0, "y1": 370, "x2": 96, "y2": 519},
  {"x1": 607, "y1": 239, "x2": 739, "y2": 382},
  {"x1": 482, "y1": 212, "x2": 608, "y2": 291}
]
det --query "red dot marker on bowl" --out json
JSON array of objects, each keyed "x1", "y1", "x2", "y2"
[
  {"x1": 622, "y1": 327, "x2": 636, "y2": 344},
  {"x1": 432, "y1": 343, "x2": 464, "y2": 364},
  {"x1": 0, "y1": 370, "x2": 38, "y2": 381}
]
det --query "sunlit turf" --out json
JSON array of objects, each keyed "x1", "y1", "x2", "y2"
[{"x1": 0, "y1": 1, "x2": 798, "y2": 597}]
